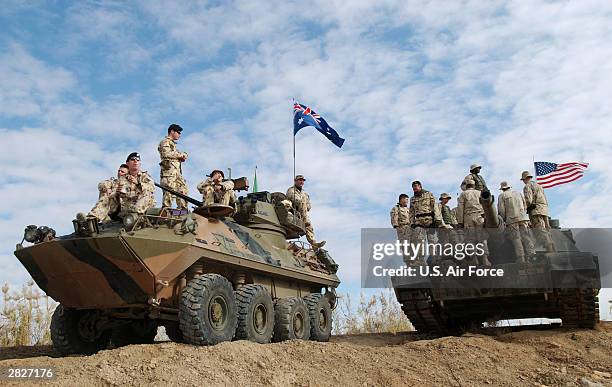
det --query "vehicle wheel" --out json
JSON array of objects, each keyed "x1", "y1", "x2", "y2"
[
  {"x1": 164, "y1": 323, "x2": 184, "y2": 343},
  {"x1": 273, "y1": 297, "x2": 310, "y2": 342},
  {"x1": 235, "y1": 284, "x2": 274, "y2": 343},
  {"x1": 304, "y1": 293, "x2": 333, "y2": 342},
  {"x1": 50, "y1": 304, "x2": 111, "y2": 356},
  {"x1": 179, "y1": 273, "x2": 237, "y2": 345},
  {"x1": 111, "y1": 320, "x2": 158, "y2": 347}
]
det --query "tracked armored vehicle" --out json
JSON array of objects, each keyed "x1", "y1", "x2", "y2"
[
  {"x1": 393, "y1": 191, "x2": 601, "y2": 334},
  {"x1": 14, "y1": 183, "x2": 339, "y2": 355}
]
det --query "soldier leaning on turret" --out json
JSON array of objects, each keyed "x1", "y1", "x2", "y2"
[
  {"x1": 498, "y1": 181, "x2": 535, "y2": 262},
  {"x1": 457, "y1": 177, "x2": 490, "y2": 266},
  {"x1": 158, "y1": 124, "x2": 189, "y2": 209},
  {"x1": 197, "y1": 169, "x2": 235, "y2": 206},
  {"x1": 520, "y1": 171, "x2": 555, "y2": 252},
  {"x1": 287, "y1": 175, "x2": 326, "y2": 251},
  {"x1": 390, "y1": 194, "x2": 410, "y2": 242},
  {"x1": 461, "y1": 163, "x2": 488, "y2": 192}
]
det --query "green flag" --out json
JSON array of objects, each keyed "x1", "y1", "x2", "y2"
[{"x1": 252, "y1": 166, "x2": 258, "y2": 192}]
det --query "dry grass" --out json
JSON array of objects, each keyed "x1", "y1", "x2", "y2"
[
  {"x1": 0, "y1": 281, "x2": 56, "y2": 346},
  {"x1": 0, "y1": 281, "x2": 411, "y2": 346},
  {"x1": 332, "y1": 290, "x2": 414, "y2": 334}
]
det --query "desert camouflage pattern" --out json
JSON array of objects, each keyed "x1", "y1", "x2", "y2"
[
  {"x1": 390, "y1": 204, "x2": 410, "y2": 228},
  {"x1": 158, "y1": 136, "x2": 188, "y2": 209},
  {"x1": 286, "y1": 186, "x2": 319, "y2": 247},
  {"x1": 14, "y1": 190, "x2": 339, "y2": 310},
  {"x1": 119, "y1": 171, "x2": 156, "y2": 215},
  {"x1": 523, "y1": 180, "x2": 549, "y2": 217},
  {"x1": 408, "y1": 190, "x2": 441, "y2": 227},
  {"x1": 197, "y1": 178, "x2": 235, "y2": 206},
  {"x1": 88, "y1": 179, "x2": 119, "y2": 221}
]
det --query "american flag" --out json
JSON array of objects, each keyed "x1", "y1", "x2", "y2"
[{"x1": 534, "y1": 161, "x2": 589, "y2": 188}]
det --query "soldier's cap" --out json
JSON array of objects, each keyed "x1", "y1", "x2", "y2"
[
  {"x1": 411, "y1": 180, "x2": 421, "y2": 186},
  {"x1": 126, "y1": 152, "x2": 140, "y2": 162},
  {"x1": 470, "y1": 163, "x2": 482, "y2": 172},
  {"x1": 499, "y1": 181, "x2": 511, "y2": 190},
  {"x1": 520, "y1": 170, "x2": 533, "y2": 180},
  {"x1": 207, "y1": 169, "x2": 225, "y2": 178},
  {"x1": 168, "y1": 123, "x2": 183, "y2": 133},
  {"x1": 294, "y1": 175, "x2": 306, "y2": 181},
  {"x1": 439, "y1": 193, "x2": 451, "y2": 200}
]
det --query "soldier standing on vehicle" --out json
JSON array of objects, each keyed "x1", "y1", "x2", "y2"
[
  {"x1": 390, "y1": 194, "x2": 411, "y2": 242},
  {"x1": 457, "y1": 177, "x2": 490, "y2": 266},
  {"x1": 438, "y1": 193, "x2": 457, "y2": 228},
  {"x1": 287, "y1": 175, "x2": 326, "y2": 250},
  {"x1": 158, "y1": 124, "x2": 188, "y2": 209},
  {"x1": 88, "y1": 164, "x2": 128, "y2": 221},
  {"x1": 117, "y1": 152, "x2": 156, "y2": 216},
  {"x1": 521, "y1": 171, "x2": 555, "y2": 252},
  {"x1": 197, "y1": 169, "x2": 235, "y2": 206},
  {"x1": 498, "y1": 181, "x2": 535, "y2": 262},
  {"x1": 461, "y1": 163, "x2": 488, "y2": 192},
  {"x1": 408, "y1": 181, "x2": 442, "y2": 264}
]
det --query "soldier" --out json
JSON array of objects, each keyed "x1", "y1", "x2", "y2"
[
  {"x1": 408, "y1": 181, "x2": 442, "y2": 264},
  {"x1": 457, "y1": 177, "x2": 490, "y2": 266},
  {"x1": 197, "y1": 169, "x2": 235, "y2": 206},
  {"x1": 390, "y1": 194, "x2": 411, "y2": 242},
  {"x1": 521, "y1": 171, "x2": 555, "y2": 252},
  {"x1": 88, "y1": 164, "x2": 128, "y2": 221},
  {"x1": 461, "y1": 163, "x2": 488, "y2": 192},
  {"x1": 287, "y1": 175, "x2": 326, "y2": 250},
  {"x1": 117, "y1": 152, "x2": 156, "y2": 216},
  {"x1": 498, "y1": 181, "x2": 535, "y2": 262},
  {"x1": 438, "y1": 193, "x2": 457, "y2": 228},
  {"x1": 158, "y1": 124, "x2": 188, "y2": 209}
]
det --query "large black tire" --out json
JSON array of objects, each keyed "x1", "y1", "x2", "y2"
[
  {"x1": 235, "y1": 284, "x2": 274, "y2": 343},
  {"x1": 304, "y1": 293, "x2": 333, "y2": 342},
  {"x1": 50, "y1": 305, "x2": 111, "y2": 356},
  {"x1": 179, "y1": 274, "x2": 238, "y2": 345},
  {"x1": 111, "y1": 321, "x2": 158, "y2": 347},
  {"x1": 273, "y1": 297, "x2": 310, "y2": 342}
]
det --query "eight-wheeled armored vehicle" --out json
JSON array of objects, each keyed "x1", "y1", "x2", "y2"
[{"x1": 14, "y1": 184, "x2": 339, "y2": 355}]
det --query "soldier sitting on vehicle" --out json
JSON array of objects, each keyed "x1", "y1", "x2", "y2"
[
  {"x1": 87, "y1": 163, "x2": 128, "y2": 221},
  {"x1": 117, "y1": 152, "x2": 156, "y2": 216},
  {"x1": 197, "y1": 169, "x2": 235, "y2": 206}
]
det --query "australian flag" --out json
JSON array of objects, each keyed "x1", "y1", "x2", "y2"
[{"x1": 293, "y1": 102, "x2": 345, "y2": 148}]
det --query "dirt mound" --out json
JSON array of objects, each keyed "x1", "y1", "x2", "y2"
[{"x1": 1, "y1": 323, "x2": 611, "y2": 386}]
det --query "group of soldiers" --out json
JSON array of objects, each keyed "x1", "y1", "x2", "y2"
[
  {"x1": 390, "y1": 163, "x2": 555, "y2": 265},
  {"x1": 86, "y1": 124, "x2": 326, "y2": 249}
]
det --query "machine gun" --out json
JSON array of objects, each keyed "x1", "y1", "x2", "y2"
[{"x1": 155, "y1": 183, "x2": 203, "y2": 207}]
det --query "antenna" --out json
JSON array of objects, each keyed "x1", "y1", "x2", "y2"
[{"x1": 227, "y1": 167, "x2": 232, "y2": 179}]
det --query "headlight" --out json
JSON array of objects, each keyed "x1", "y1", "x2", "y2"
[{"x1": 123, "y1": 213, "x2": 137, "y2": 230}]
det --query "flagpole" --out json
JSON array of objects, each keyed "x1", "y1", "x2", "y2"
[{"x1": 292, "y1": 98, "x2": 296, "y2": 182}]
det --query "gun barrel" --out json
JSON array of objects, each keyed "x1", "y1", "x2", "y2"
[
  {"x1": 154, "y1": 183, "x2": 203, "y2": 207},
  {"x1": 479, "y1": 190, "x2": 500, "y2": 228}
]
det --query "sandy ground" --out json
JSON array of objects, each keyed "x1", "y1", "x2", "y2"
[{"x1": 0, "y1": 323, "x2": 611, "y2": 386}]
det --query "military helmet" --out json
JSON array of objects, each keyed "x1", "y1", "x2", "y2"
[
  {"x1": 499, "y1": 181, "x2": 511, "y2": 190},
  {"x1": 520, "y1": 171, "x2": 533, "y2": 181},
  {"x1": 470, "y1": 163, "x2": 481, "y2": 172},
  {"x1": 439, "y1": 193, "x2": 451, "y2": 200},
  {"x1": 208, "y1": 169, "x2": 225, "y2": 178}
]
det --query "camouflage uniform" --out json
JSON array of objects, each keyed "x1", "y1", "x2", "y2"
[
  {"x1": 197, "y1": 178, "x2": 235, "y2": 206},
  {"x1": 390, "y1": 203, "x2": 411, "y2": 242},
  {"x1": 287, "y1": 185, "x2": 320, "y2": 248},
  {"x1": 408, "y1": 190, "x2": 442, "y2": 264},
  {"x1": 88, "y1": 178, "x2": 120, "y2": 221},
  {"x1": 457, "y1": 186, "x2": 490, "y2": 265},
  {"x1": 158, "y1": 135, "x2": 188, "y2": 209},
  {"x1": 523, "y1": 179, "x2": 555, "y2": 252},
  {"x1": 438, "y1": 202, "x2": 457, "y2": 228},
  {"x1": 437, "y1": 200, "x2": 459, "y2": 247},
  {"x1": 118, "y1": 172, "x2": 156, "y2": 215},
  {"x1": 498, "y1": 185, "x2": 534, "y2": 262},
  {"x1": 461, "y1": 173, "x2": 488, "y2": 192}
]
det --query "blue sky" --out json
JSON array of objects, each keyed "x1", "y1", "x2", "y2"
[{"x1": 0, "y1": 1, "x2": 611, "y2": 319}]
